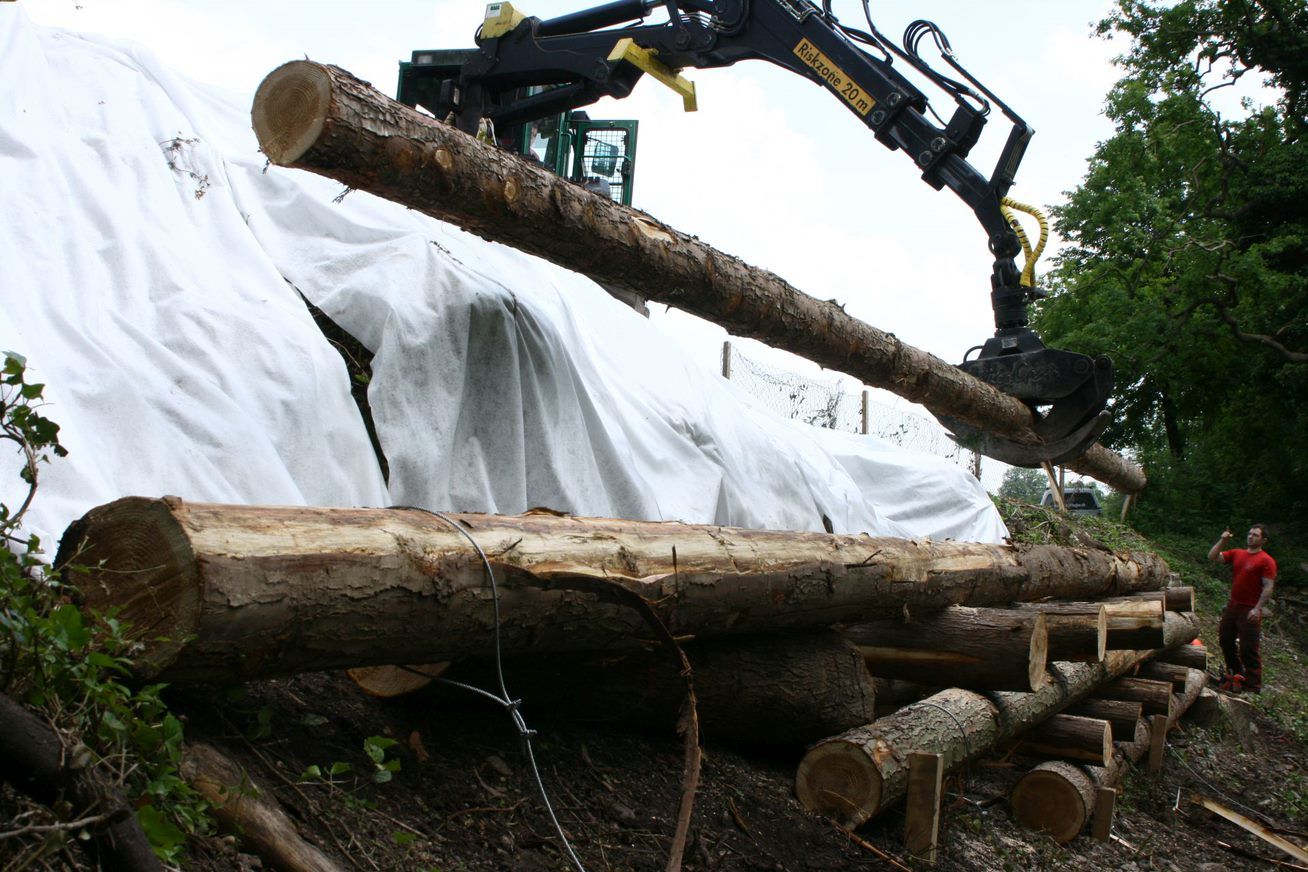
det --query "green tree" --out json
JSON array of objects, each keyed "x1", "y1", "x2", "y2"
[
  {"x1": 998, "y1": 466, "x2": 1046, "y2": 504},
  {"x1": 1036, "y1": 0, "x2": 1308, "y2": 536}
]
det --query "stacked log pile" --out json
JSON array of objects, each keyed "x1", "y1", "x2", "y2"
[
  {"x1": 55, "y1": 496, "x2": 1212, "y2": 855},
  {"x1": 26, "y1": 58, "x2": 1223, "y2": 868}
]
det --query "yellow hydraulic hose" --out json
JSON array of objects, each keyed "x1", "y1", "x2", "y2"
[{"x1": 1000, "y1": 197, "x2": 1049, "y2": 288}]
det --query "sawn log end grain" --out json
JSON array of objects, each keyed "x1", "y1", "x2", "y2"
[{"x1": 55, "y1": 495, "x2": 200, "y2": 679}]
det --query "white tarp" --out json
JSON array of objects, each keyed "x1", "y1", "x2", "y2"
[{"x1": 0, "y1": 9, "x2": 1007, "y2": 551}]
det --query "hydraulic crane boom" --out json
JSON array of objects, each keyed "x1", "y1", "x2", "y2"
[{"x1": 399, "y1": 0, "x2": 1113, "y2": 466}]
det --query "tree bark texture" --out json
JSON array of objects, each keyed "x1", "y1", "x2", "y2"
[
  {"x1": 248, "y1": 60, "x2": 1145, "y2": 493},
  {"x1": 442, "y1": 630, "x2": 876, "y2": 745},
  {"x1": 1095, "y1": 677, "x2": 1174, "y2": 718},
  {"x1": 1155, "y1": 642, "x2": 1208, "y2": 671},
  {"x1": 841, "y1": 607, "x2": 1048, "y2": 692},
  {"x1": 0, "y1": 693, "x2": 161, "y2": 872},
  {"x1": 1136, "y1": 660, "x2": 1191, "y2": 692},
  {"x1": 182, "y1": 742, "x2": 345, "y2": 872},
  {"x1": 1008, "y1": 603, "x2": 1106, "y2": 663},
  {"x1": 1009, "y1": 666, "x2": 1205, "y2": 843},
  {"x1": 1124, "y1": 587, "x2": 1195, "y2": 613},
  {"x1": 1014, "y1": 598, "x2": 1164, "y2": 651},
  {"x1": 1012, "y1": 714, "x2": 1113, "y2": 766},
  {"x1": 56, "y1": 498, "x2": 1170, "y2": 682},
  {"x1": 1064, "y1": 698, "x2": 1142, "y2": 741},
  {"x1": 793, "y1": 612, "x2": 1198, "y2": 827}
]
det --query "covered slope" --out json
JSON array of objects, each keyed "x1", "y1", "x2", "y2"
[{"x1": 0, "y1": 9, "x2": 1005, "y2": 547}]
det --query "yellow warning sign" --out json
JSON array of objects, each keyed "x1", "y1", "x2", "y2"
[{"x1": 793, "y1": 39, "x2": 875, "y2": 115}]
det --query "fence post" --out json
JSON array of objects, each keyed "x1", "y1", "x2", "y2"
[
  {"x1": 860, "y1": 390, "x2": 870, "y2": 435},
  {"x1": 721, "y1": 340, "x2": 732, "y2": 380}
]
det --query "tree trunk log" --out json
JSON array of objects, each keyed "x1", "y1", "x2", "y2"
[
  {"x1": 1095, "y1": 677, "x2": 1173, "y2": 718},
  {"x1": 442, "y1": 630, "x2": 875, "y2": 745},
  {"x1": 1124, "y1": 587, "x2": 1195, "y2": 613},
  {"x1": 1009, "y1": 760, "x2": 1099, "y2": 845},
  {"x1": 57, "y1": 497, "x2": 1169, "y2": 682},
  {"x1": 1008, "y1": 603, "x2": 1106, "y2": 662},
  {"x1": 0, "y1": 693, "x2": 162, "y2": 872},
  {"x1": 1013, "y1": 599, "x2": 1164, "y2": 652},
  {"x1": 842, "y1": 608, "x2": 1047, "y2": 692},
  {"x1": 182, "y1": 742, "x2": 345, "y2": 872},
  {"x1": 248, "y1": 60, "x2": 1145, "y2": 493},
  {"x1": 1009, "y1": 665, "x2": 1206, "y2": 844},
  {"x1": 793, "y1": 613, "x2": 1198, "y2": 826},
  {"x1": 1012, "y1": 714, "x2": 1113, "y2": 766},
  {"x1": 1064, "y1": 698, "x2": 1142, "y2": 741},
  {"x1": 1136, "y1": 661, "x2": 1190, "y2": 692},
  {"x1": 1154, "y1": 642, "x2": 1208, "y2": 671}
]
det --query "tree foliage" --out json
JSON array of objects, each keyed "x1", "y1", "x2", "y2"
[{"x1": 1036, "y1": 0, "x2": 1308, "y2": 536}]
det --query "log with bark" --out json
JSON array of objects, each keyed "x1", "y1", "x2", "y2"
[
  {"x1": 1014, "y1": 598, "x2": 1164, "y2": 651},
  {"x1": 1155, "y1": 642, "x2": 1208, "y2": 672},
  {"x1": 1136, "y1": 660, "x2": 1191, "y2": 692},
  {"x1": 1009, "y1": 667, "x2": 1205, "y2": 843},
  {"x1": 248, "y1": 59, "x2": 1145, "y2": 492},
  {"x1": 1124, "y1": 587, "x2": 1195, "y2": 613},
  {"x1": 1064, "y1": 698, "x2": 1142, "y2": 741},
  {"x1": 841, "y1": 607, "x2": 1048, "y2": 692},
  {"x1": 56, "y1": 497, "x2": 1169, "y2": 682},
  {"x1": 182, "y1": 742, "x2": 345, "y2": 872},
  {"x1": 1095, "y1": 676, "x2": 1174, "y2": 718},
  {"x1": 439, "y1": 630, "x2": 876, "y2": 745},
  {"x1": 793, "y1": 613, "x2": 1198, "y2": 827},
  {"x1": 1011, "y1": 714, "x2": 1113, "y2": 766},
  {"x1": 1008, "y1": 602, "x2": 1106, "y2": 662}
]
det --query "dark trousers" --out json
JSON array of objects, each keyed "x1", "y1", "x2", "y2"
[{"x1": 1218, "y1": 603, "x2": 1262, "y2": 688}]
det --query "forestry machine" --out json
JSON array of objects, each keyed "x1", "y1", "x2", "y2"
[{"x1": 397, "y1": 0, "x2": 1114, "y2": 466}]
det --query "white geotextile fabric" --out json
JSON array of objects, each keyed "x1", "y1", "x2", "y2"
[{"x1": 0, "y1": 9, "x2": 1007, "y2": 550}]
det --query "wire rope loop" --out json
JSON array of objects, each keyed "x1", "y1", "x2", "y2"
[{"x1": 388, "y1": 505, "x2": 588, "y2": 872}]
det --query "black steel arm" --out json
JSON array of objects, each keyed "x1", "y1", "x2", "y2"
[
  {"x1": 444, "y1": 0, "x2": 1030, "y2": 322},
  {"x1": 411, "y1": 0, "x2": 1113, "y2": 464}
]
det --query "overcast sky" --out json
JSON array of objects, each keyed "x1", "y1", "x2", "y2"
[{"x1": 21, "y1": 0, "x2": 1129, "y2": 489}]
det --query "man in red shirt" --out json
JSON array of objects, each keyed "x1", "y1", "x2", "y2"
[{"x1": 1208, "y1": 524, "x2": 1277, "y2": 693}]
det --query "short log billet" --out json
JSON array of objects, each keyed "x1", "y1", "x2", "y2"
[
  {"x1": 56, "y1": 498, "x2": 1170, "y2": 682},
  {"x1": 1155, "y1": 642, "x2": 1208, "y2": 672},
  {"x1": 248, "y1": 59, "x2": 1146, "y2": 492},
  {"x1": 1064, "y1": 698, "x2": 1142, "y2": 741},
  {"x1": 1137, "y1": 660, "x2": 1191, "y2": 692},
  {"x1": 843, "y1": 607, "x2": 1048, "y2": 692},
  {"x1": 1008, "y1": 602, "x2": 1106, "y2": 662},
  {"x1": 1010, "y1": 760, "x2": 1098, "y2": 844},
  {"x1": 1124, "y1": 587, "x2": 1195, "y2": 613},
  {"x1": 1096, "y1": 677, "x2": 1174, "y2": 718},
  {"x1": 1010, "y1": 667, "x2": 1206, "y2": 843},
  {"x1": 794, "y1": 613, "x2": 1198, "y2": 827},
  {"x1": 1012, "y1": 714, "x2": 1112, "y2": 766}
]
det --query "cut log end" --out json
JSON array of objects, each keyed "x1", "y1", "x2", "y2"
[
  {"x1": 1009, "y1": 764, "x2": 1092, "y2": 845},
  {"x1": 794, "y1": 740, "x2": 882, "y2": 827},
  {"x1": 55, "y1": 496, "x2": 198, "y2": 678},
  {"x1": 253, "y1": 61, "x2": 332, "y2": 166},
  {"x1": 1028, "y1": 612, "x2": 1049, "y2": 691}
]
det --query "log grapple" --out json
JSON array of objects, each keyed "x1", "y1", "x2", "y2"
[{"x1": 399, "y1": 0, "x2": 1114, "y2": 466}]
